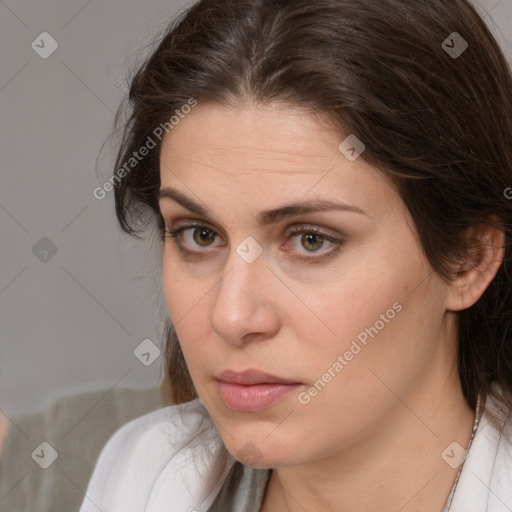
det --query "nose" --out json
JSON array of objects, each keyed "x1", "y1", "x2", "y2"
[{"x1": 210, "y1": 243, "x2": 280, "y2": 347}]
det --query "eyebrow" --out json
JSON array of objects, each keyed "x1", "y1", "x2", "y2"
[{"x1": 158, "y1": 186, "x2": 371, "y2": 225}]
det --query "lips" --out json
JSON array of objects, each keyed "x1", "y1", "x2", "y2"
[
  {"x1": 216, "y1": 369, "x2": 300, "y2": 385},
  {"x1": 216, "y1": 369, "x2": 302, "y2": 412}
]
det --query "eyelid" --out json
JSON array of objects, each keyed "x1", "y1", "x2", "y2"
[
  {"x1": 164, "y1": 217, "x2": 342, "y2": 237},
  {"x1": 164, "y1": 217, "x2": 221, "y2": 236},
  {"x1": 164, "y1": 220, "x2": 341, "y2": 242}
]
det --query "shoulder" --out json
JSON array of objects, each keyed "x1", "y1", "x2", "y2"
[
  {"x1": 97, "y1": 397, "x2": 214, "y2": 454},
  {"x1": 450, "y1": 385, "x2": 512, "y2": 511},
  {"x1": 89, "y1": 398, "x2": 211, "y2": 472},
  {"x1": 79, "y1": 399, "x2": 235, "y2": 512}
]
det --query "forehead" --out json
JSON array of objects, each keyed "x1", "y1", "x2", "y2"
[
  {"x1": 158, "y1": 102, "x2": 402, "y2": 220},
  {"x1": 162, "y1": 102, "x2": 339, "y2": 166}
]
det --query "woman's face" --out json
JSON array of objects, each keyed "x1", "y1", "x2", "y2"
[{"x1": 159, "y1": 102, "x2": 455, "y2": 468}]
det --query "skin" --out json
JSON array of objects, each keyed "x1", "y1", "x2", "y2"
[{"x1": 158, "y1": 102, "x2": 504, "y2": 512}]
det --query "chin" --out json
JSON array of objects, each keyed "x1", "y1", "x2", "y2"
[{"x1": 221, "y1": 432, "x2": 298, "y2": 469}]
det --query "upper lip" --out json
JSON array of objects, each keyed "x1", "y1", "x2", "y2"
[{"x1": 216, "y1": 369, "x2": 300, "y2": 385}]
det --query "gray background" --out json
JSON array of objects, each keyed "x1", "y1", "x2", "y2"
[{"x1": 1, "y1": 0, "x2": 511, "y2": 417}]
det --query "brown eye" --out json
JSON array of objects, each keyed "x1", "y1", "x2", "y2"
[
  {"x1": 285, "y1": 225, "x2": 342, "y2": 259},
  {"x1": 192, "y1": 227, "x2": 216, "y2": 247},
  {"x1": 300, "y1": 233, "x2": 325, "y2": 252},
  {"x1": 163, "y1": 223, "x2": 221, "y2": 252}
]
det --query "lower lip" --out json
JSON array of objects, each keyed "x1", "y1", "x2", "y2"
[{"x1": 218, "y1": 381, "x2": 301, "y2": 412}]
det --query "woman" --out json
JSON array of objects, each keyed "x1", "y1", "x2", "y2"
[{"x1": 81, "y1": 0, "x2": 512, "y2": 510}]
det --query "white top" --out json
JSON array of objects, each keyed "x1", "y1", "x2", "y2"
[{"x1": 79, "y1": 388, "x2": 512, "y2": 512}]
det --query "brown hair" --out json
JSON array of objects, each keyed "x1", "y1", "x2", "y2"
[{"x1": 111, "y1": 0, "x2": 512, "y2": 412}]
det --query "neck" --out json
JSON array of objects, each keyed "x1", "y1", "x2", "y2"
[{"x1": 261, "y1": 375, "x2": 476, "y2": 512}]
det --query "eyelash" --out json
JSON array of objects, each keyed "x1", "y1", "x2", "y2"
[{"x1": 162, "y1": 221, "x2": 344, "y2": 263}]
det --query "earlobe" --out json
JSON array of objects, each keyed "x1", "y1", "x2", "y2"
[{"x1": 446, "y1": 219, "x2": 505, "y2": 312}]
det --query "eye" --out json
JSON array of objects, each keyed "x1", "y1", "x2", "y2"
[
  {"x1": 284, "y1": 224, "x2": 343, "y2": 261},
  {"x1": 162, "y1": 221, "x2": 344, "y2": 261},
  {"x1": 163, "y1": 223, "x2": 220, "y2": 252}
]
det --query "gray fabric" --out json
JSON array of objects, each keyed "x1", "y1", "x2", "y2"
[
  {"x1": 207, "y1": 462, "x2": 271, "y2": 512},
  {"x1": 0, "y1": 387, "x2": 164, "y2": 512}
]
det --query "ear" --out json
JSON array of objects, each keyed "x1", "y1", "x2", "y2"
[{"x1": 446, "y1": 217, "x2": 505, "y2": 312}]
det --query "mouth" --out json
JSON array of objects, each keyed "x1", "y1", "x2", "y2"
[{"x1": 216, "y1": 369, "x2": 303, "y2": 412}]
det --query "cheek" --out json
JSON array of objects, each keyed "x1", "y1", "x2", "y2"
[
  {"x1": 292, "y1": 249, "x2": 424, "y2": 375},
  {"x1": 162, "y1": 253, "x2": 204, "y2": 319},
  {"x1": 293, "y1": 269, "x2": 394, "y2": 346},
  {"x1": 162, "y1": 260, "x2": 211, "y2": 364}
]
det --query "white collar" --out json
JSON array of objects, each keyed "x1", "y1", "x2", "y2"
[{"x1": 449, "y1": 388, "x2": 512, "y2": 511}]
